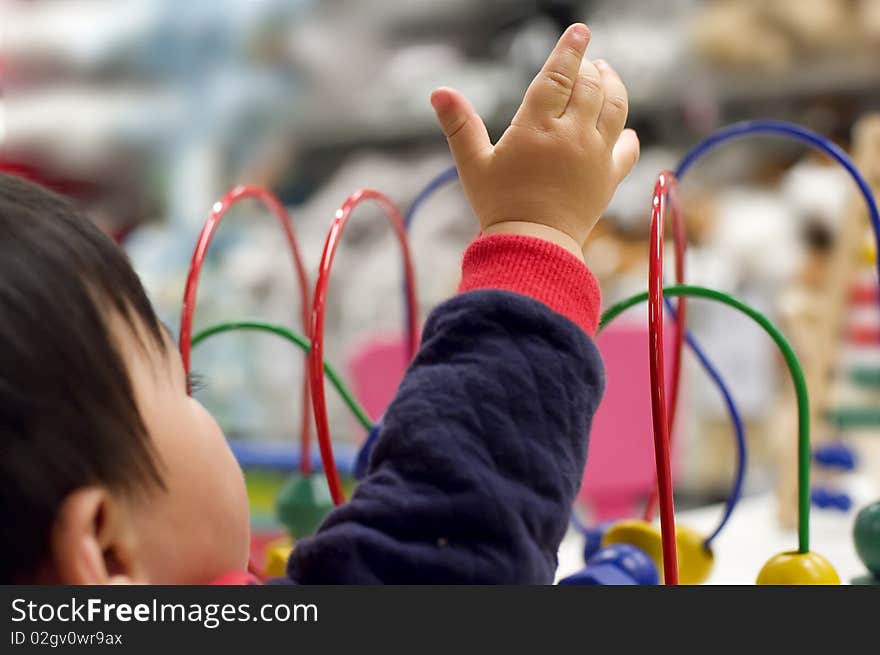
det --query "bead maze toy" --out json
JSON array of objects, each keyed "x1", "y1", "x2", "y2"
[
  {"x1": 853, "y1": 499, "x2": 880, "y2": 584},
  {"x1": 177, "y1": 117, "x2": 880, "y2": 584}
]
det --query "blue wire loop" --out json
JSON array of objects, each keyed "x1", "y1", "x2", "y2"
[
  {"x1": 401, "y1": 165, "x2": 461, "y2": 333},
  {"x1": 403, "y1": 119, "x2": 880, "y2": 550},
  {"x1": 675, "y1": 120, "x2": 880, "y2": 292},
  {"x1": 665, "y1": 303, "x2": 745, "y2": 546},
  {"x1": 403, "y1": 164, "x2": 461, "y2": 231}
]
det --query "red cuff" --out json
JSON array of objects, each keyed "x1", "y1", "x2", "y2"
[{"x1": 458, "y1": 233, "x2": 601, "y2": 335}]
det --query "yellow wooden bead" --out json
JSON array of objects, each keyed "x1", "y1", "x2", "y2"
[
  {"x1": 263, "y1": 536, "x2": 295, "y2": 578},
  {"x1": 861, "y1": 237, "x2": 877, "y2": 265},
  {"x1": 601, "y1": 519, "x2": 713, "y2": 584},
  {"x1": 674, "y1": 524, "x2": 714, "y2": 585},
  {"x1": 601, "y1": 520, "x2": 664, "y2": 571},
  {"x1": 756, "y1": 551, "x2": 840, "y2": 585}
]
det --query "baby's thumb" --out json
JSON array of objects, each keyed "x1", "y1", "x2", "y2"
[{"x1": 431, "y1": 87, "x2": 491, "y2": 171}]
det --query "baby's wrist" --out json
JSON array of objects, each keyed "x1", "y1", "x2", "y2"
[
  {"x1": 481, "y1": 222, "x2": 584, "y2": 263},
  {"x1": 458, "y1": 231, "x2": 602, "y2": 334}
]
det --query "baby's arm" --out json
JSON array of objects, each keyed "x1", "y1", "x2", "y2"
[
  {"x1": 288, "y1": 238, "x2": 602, "y2": 583},
  {"x1": 287, "y1": 23, "x2": 637, "y2": 583}
]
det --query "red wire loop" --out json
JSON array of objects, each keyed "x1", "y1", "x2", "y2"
[
  {"x1": 643, "y1": 173, "x2": 687, "y2": 522},
  {"x1": 647, "y1": 171, "x2": 684, "y2": 585},
  {"x1": 310, "y1": 189, "x2": 419, "y2": 506},
  {"x1": 178, "y1": 185, "x2": 313, "y2": 473}
]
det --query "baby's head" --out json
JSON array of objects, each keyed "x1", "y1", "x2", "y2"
[{"x1": 0, "y1": 174, "x2": 250, "y2": 584}]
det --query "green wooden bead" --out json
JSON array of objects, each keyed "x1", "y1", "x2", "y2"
[
  {"x1": 853, "y1": 500, "x2": 880, "y2": 578},
  {"x1": 276, "y1": 473, "x2": 335, "y2": 539}
]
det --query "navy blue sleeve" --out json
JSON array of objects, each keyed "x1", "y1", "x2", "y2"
[{"x1": 286, "y1": 289, "x2": 605, "y2": 583}]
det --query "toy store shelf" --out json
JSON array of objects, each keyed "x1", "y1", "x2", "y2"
[
  {"x1": 557, "y1": 476, "x2": 878, "y2": 585},
  {"x1": 711, "y1": 55, "x2": 880, "y2": 104}
]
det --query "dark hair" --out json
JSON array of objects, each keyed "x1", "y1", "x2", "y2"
[{"x1": 0, "y1": 173, "x2": 167, "y2": 582}]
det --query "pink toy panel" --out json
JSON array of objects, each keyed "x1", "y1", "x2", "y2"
[
  {"x1": 348, "y1": 331, "x2": 410, "y2": 426},
  {"x1": 577, "y1": 321, "x2": 680, "y2": 521}
]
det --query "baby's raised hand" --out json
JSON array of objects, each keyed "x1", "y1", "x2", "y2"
[{"x1": 431, "y1": 23, "x2": 640, "y2": 260}]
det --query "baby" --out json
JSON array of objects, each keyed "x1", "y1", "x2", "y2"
[{"x1": 0, "y1": 23, "x2": 637, "y2": 584}]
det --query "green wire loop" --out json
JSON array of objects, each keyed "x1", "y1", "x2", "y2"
[
  {"x1": 599, "y1": 284, "x2": 811, "y2": 554},
  {"x1": 190, "y1": 321, "x2": 375, "y2": 432}
]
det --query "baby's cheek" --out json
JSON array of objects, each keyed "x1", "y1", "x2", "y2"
[{"x1": 193, "y1": 402, "x2": 251, "y2": 571}]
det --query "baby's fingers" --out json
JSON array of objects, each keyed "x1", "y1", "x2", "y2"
[
  {"x1": 515, "y1": 23, "x2": 591, "y2": 126},
  {"x1": 562, "y1": 56, "x2": 604, "y2": 127},
  {"x1": 611, "y1": 128, "x2": 640, "y2": 183},
  {"x1": 594, "y1": 60, "x2": 629, "y2": 146}
]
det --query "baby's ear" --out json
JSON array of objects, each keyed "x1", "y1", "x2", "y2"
[{"x1": 50, "y1": 487, "x2": 146, "y2": 584}]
